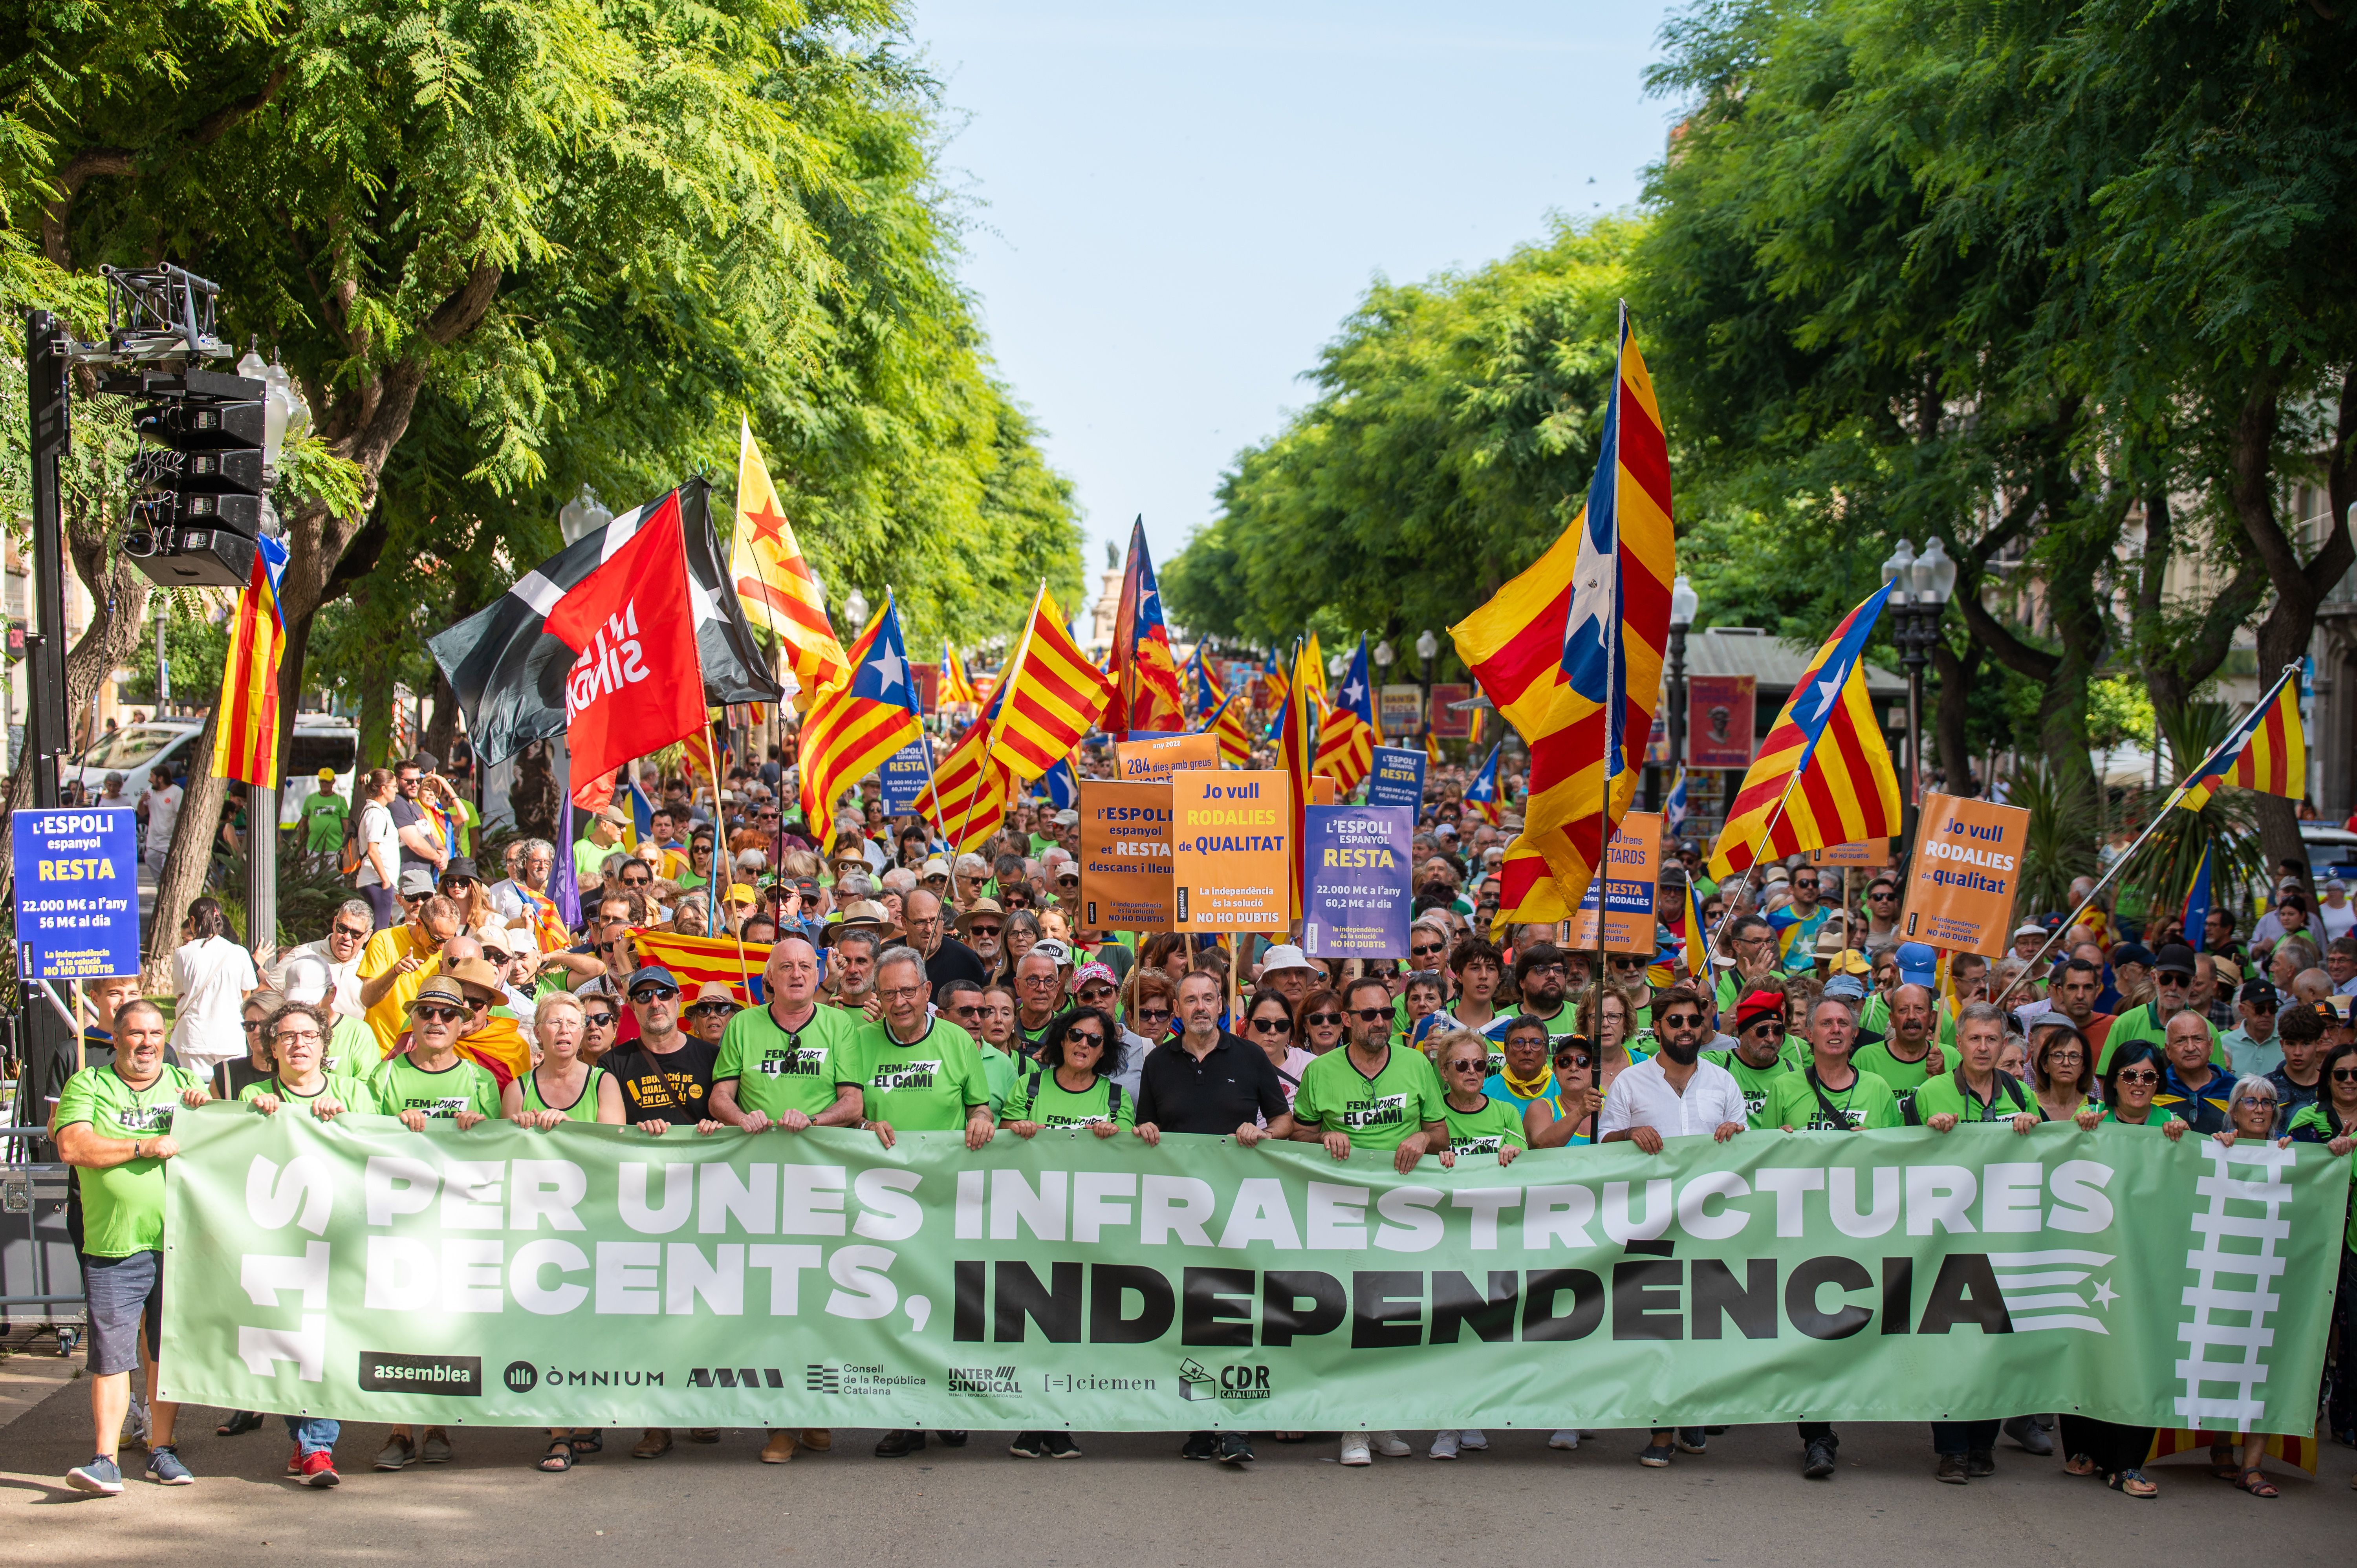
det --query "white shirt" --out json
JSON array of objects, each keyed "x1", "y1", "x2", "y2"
[
  {"x1": 2319, "y1": 899, "x2": 2357, "y2": 940},
  {"x1": 170, "y1": 935, "x2": 258, "y2": 1072},
  {"x1": 354, "y1": 801, "x2": 397, "y2": 888},
  {"x1": 1598, "y1": 1054, "x2": 1748, "y2": 1141},
  {"x1": 144, "y1": 784, "x2": 181, "y2": 842},
  {"x1": 287, "y1": 937, "x2": 366, "y2": 1018}
]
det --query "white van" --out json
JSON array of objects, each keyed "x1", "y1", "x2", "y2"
[{"x1": 68, "y1": 715, "x2": 360, "y2": 825}]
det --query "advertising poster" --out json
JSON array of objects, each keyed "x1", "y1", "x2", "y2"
[
  {"x1": 11, "y1": 807, "x2": 141, "y2": 979},
  {"x1": 1379, "y1": 684, "x2": 1423, "y2": 740},
  {"x1": 1687, "y1": 675, "x2": 1757, "y2": 768},
  {"x1": 1427, "y1": 682, "x2": 1473, "y2": 738},
  {"x1": 1363, "y1": 746, "x2": 1426, "y2": 812},
  {"x1": 1172, "y1": 769, "x2": 1292, "y2": 931},
  {"x1": 879, "y1": 743, "x2": 932, "y2": 815},
  {"x1": 1898, "y1": 792, "x2": 2032, "y2": 957},
  {"x1": 1301, "y1": 804, "x2": 1413, "y2": 959},
  {"x1": 1077, "y1": 780, "x2": 1174, "y2": 930},
  {"x1": 1566, "y1": 810, "x2": 1663, "y2": 954},
  {"x1": 1112, "y1": 731, "x2": 1219, "y2": 783}
]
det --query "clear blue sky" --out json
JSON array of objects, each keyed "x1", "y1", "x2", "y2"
[{"x1": 910, "y1": 0, "x2": 1680, "y2": 602}]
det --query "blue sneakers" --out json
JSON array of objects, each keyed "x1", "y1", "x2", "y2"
[
  {"x1": 66, "y1": 1454, "x2": 124, "y2": 1495},
  {"x1": 145, "y1": 1445, "x2": 195, "y2": 1485}
]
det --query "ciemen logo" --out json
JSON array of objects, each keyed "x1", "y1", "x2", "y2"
[{"x1": 565, "y1": 605, "x2": 654, "y2": 724}]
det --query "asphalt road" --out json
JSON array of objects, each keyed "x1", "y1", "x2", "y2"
[{"x1": 0, "y1": 1361, "x2": 2346, "y2": 1567}]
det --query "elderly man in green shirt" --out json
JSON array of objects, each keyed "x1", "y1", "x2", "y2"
[{"x1": 59, "y1": 999, "x2": 209, "y2": 1494}]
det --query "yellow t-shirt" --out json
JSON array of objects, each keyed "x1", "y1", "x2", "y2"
[{"x1": 358, "y1": 925, "x2": 438, "y2": 1054}]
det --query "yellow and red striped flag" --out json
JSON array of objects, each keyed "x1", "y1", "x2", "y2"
[
  {"x1": 2176, "y1": 665, "x2": 2306, "y2": 812},
  {"x1": 1452, "y1": 305, "x2": 1674, "y2": 928},
  {"x1": 918, "y1": 695, "x2": 1013, "y2": 851},
  {"x1": 211, "y1": 533, "x2": 290, "y2": 787},
  {"x1": 1276, "y1": 640, "x2": 1323, "y2": 909},
  {"x1": 1709, "y1": 584, "x2": 1902, "y2": 879},
  {"x1": 987, "y1": 583, "x2": 1115, "y2": 782},
  {"x1": 1257, "y1": 648, "x2": 1289, "y2": 716},
  {"x1": 1203, "y1": 694, "x2": 1253, "y2": 768},
  {"x1": 940, "y1": 641, "x2": 980, "y2": 706},
  {"x1": 731, "y1": 415, "x2": 849, "y2": 709},
  {"x1": 1315, "y1": 633, "x2": 1378, "y2": 792},
  {"x1": 796, "y1": 593, "x2": 921, "y2": 853},
  {"x1": 631, "y1": 929, "x2": 773, "y2": 1006}
]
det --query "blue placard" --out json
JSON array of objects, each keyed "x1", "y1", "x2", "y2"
[
  {"x1": 879, "y1": 743, "x2": 932, "y2": 815},
  {"x1": 1363, "y1": 745, "x2": 1426, "y2": 812},
  {"x1": 12, "y1": 807, "x2": 143, "y2": 980},
  {"x1": 1300, "y1": 804, "x2": 1414, "y2": 959}
]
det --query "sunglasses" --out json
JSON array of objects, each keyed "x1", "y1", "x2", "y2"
[
  {"x1": 1078, "y1": 987, "x2": 1117, "y2": 1004},
  {"x1": 1250, "y1": 1017, "x2": 1293, "y2": 1034},
  {"x1": 1410, "y1": 943, "x2": 1446, "y2": 959},
  {"x1": 582, "y1": 1013, "x2": 617, "y2": 1029},
  {"x1": 1744, "y1": 1021, "x2": 1787, "y2": 1037},
  {"x1": 413, "y1": 1005, "x2": 467, "y2": 1024},
  {"x1": 1553, "y1": 1053, "x2": 1594, "y2": 1070},
  {"x1": 1609, "y1": 957, "x2": 1645, "y2": 971},
  {"x1": 1134, "y1": 1006, "x2": 1173, "y2": 1022},
  {"x1": 630, "y1": 985, "x2": 680, "y2": 1003},
  {"x1": 1304, "y1": 1011, "x2": 1342, "y2": 1027},
  {"x1": 1659, "y1": 1013, "x2": 1705, "y2": 1028},
  {"x1": 1446, "y1": 1058, "x2": 1486, "y2": 1073},
  {"x1": 2331, "y1": 1068, "x2": 2357, "y2": 1082},
  {"x1": 2114, "y1": 1069, "x2": 2160, "y2": 1084},
  {"x1": 622, "y1": 873, "x2": 652, "y2": 887},
  {"x1": 1351, "y1": 1007, "x2": 1389, "y2": 1023},
  {"x1": 686, "y1": 1002, "x2": 739, "y2": 1019},
  {"x1": 242, "y1": 1019, "x2": 266, "y2": 1033},
  {"x1": 951, "y1": 1003, "x2": 983, "y2": 1020},
  {"x1": 1066, "y1": 1031, "x2": 1105, "y2": 1048},
  {"x1": 968, "y1": 924, "x2": 1002, "y2": 939},
  {"x1": 331, "y1": 923, "x2": 370, "y2": 941}
]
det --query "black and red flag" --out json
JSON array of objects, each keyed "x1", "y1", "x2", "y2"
[{"x1": 428, "y1": 479, "x2": 782, "y2": 768}]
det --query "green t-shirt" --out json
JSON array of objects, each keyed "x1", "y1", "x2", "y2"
[
  {"x1": 370, "y1": 1053, "x2": 502, "y2": 1120},
  {"x1": 237, "y1": 1070, "x2": 383, "y2": 1116},
  {"x1": 1911, "y1": 1070, "x2": 2033, "y2": 1125},
  {"x1": 839, "y1": 1017, "x2": 991, "y2": 1131},
  {"x1": 714, "y1": 1002, "x2": 863, "y2": 1121},
  {"x1": 1852, "y1": 1039, "x2": 1943, "y2": 1119},
  {"x1": 976, "y1": 1042, "x2": 1018, "y2": 1117},
  {"x1": 326, "y1": 1013, "x2": 377, "y2": 1077},
  {"x1": 516, "y1": 1064, "x2": 607, "y2": 1122},
  {"x1": 56, "y1": 1064, "x2": 204, "y2": 1257},
  {"x1": 2288, "y1": 1103, "x2": 2357, "y2": 1253},
  {"x1": 300, "y1": 789, "x2": 349, "y2": 854},
  {"x1": 1441, "y1": 1093, "x2": 1527, "y2": 1155},
  {"x1": 2097, "y1": 1003, "x2": 2227, "y2": 1071},
  {"x1": 1292, "y1": 1044, "x2": 1449, "y2": 1152},
  {"x1": 1519, "y1": 1002, "x2": 1580, "y2": 1052},
  {"x1": 1002, "y1": 1067, "x2": 1135, "y2": 1130},
  {"x1": 1755, "y1": 1067, "x2": 1903, "y2": 1131},
  {"x1": 1703, "y1": 1049, "x2": 1792, "y2": 1123},
  {"x1": 1857, "y1": 992, "x2": 1956, "y2": 1048},
  {"x1": 573, "y1": 836, "x2": 613, "y2": 887},
  {"x1": 454, "y1": 796, "x2": 480, "y2": 857}
]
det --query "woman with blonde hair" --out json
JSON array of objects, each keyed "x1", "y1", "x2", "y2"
[{"x1": 1577, "y1": 983, "x2": 1648, "y2": 1092}]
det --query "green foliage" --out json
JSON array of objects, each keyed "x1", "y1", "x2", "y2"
[
  {"x1": 2012, "y1": 757, "x2": 2101, "y2": 918},
  {"x1": 1164, "y1": 217, "x2": 1643, "y2": 653},
  {"x1": 2086, "y1": 676, "x2": 2153, "y2": 754}
]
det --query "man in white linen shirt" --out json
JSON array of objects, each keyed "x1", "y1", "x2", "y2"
[{"x1": 1596, "y1": 982, "x2": 1746, "y2": 1471}]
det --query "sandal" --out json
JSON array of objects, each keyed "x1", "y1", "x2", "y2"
[
  {"x1": 2062, "y1": 1453, "x2": 2100, "y2": 1477},
  {"x1": 569, "y1": 1430, "x2": 604, "y2": 1456},
  {"x1": 216, "y1": 1410, "x2": 267, "y2": 1437},
  {"x1": 539, "y1": 1440, "x2": 573, "y2": 1473},
  {"x1": 2209, "y1": 1445, "x2": 2239, "y2": 1479},
  {"x1": 2234, "y1": 1466, "x2": 2278, "y2": 1498},
  {"x1": 2107, "y1": 1468, "x2": 2157, "y2": 1498}
]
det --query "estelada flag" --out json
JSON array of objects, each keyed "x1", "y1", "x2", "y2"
[
  {"x1": 211, "y1": 531, "x2": 290, "y2": 788},
  {"x1": 1315, "y1": 633, "x2": 1378, "y2": 791},
  {"x1": 545, "y1": 489, "x2": 709, "y2": 786},
  {"x1": 1107, "y1": 516, "x2": 1187, "y2": 737}
]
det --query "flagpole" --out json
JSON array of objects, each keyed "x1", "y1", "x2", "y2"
[
  {"x1": 1698, "y1": 762, "x2": 1811, "y2": 976},
  {"x1": 702, "y1": 710, "x2": 751, "y2": 998},
  {"x1": 1991, "y1": 660, "x2": 2300, "y2": 1004},
  {"x1": 955, "y1": 580, "x2": 1043, "y2": 852}
]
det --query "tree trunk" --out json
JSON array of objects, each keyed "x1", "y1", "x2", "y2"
[
  {"x1": 145, "y1": 704, "x2": 223, "y2": 979},
  {"x1": 422, "y1": 661, "x2": 462, "y2": 765},
  {"x1": 1930, "y1": 635, "x2": 1979, "y2": 796}
]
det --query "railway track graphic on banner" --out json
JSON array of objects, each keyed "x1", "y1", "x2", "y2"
[{"x1": 157, "y1": 1109, "x2": 2341, "y2": 1434}]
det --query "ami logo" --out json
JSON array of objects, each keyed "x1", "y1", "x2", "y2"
[{"x1": 688, "y1": 1367, "x2": 787, "y2": 1389}]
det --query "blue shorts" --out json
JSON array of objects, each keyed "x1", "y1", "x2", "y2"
[{"x1": 83, "y1": 1250, "x2": 163, "y2": 1377}]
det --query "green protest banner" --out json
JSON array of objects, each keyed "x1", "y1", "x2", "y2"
[{"x1": 159, "y1": 1105, "x2": 2344, "y2": 1434}]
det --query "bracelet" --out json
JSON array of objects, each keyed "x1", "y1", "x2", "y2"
[{"x1": 131, "y1": 1140, "x2": 143, "y2": 1160}]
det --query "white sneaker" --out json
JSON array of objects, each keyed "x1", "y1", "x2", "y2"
[
  {"x1": 1430, "y1": 1430, "x2": 1461, "y2": 1460},
  {"x1": 1340, "y1": 1432, "x2": 1373, "y2": 1466},
  {"x1": 1549, "y1": 1429, "x2": 1580, "y2": 1450},
  {"x1": 1372, "y1": 1431, "x2": 1412, "y2": 1458},
  {"x1": 1460, "y1": 1429, "x2": 1489, "y2": 1451}
]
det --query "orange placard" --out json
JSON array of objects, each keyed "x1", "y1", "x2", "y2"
[
  {"x1": 1311, "y1": 775, "x2": 1336, "y2": 805},
  {"x1": 1896, "y1": 792, "x2": 2031, "y2": 957},
  {"x1": 1567, "y1": 811, "x2": 1663, "y2": 954},
  {"x1": 1809, "y1": 839, "x2": 1892, "y2": 868},
  {"x1": 1172, "y1": 769, "x2": 1293, "y2": 932},
  {"x1": 1077, "y1": 780, "x2": 1173, "y2": 930},
  {"x1": 1113, "y1": 731, "x2": 1219, "y2": 782}
]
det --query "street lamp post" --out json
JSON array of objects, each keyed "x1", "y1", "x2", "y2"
[
  {"x1": 1881, "y1": 538, "x2": 1955, "y2": 856},
  {"x1": 1666, "y1": 574, "x2": 1698, "y2": 812},
  {"x1": 1415, "y1": 628, "x2": 1438, "y2": 748},
  {"x1": 1372, "y1": 639, "x2": 1393, "y2": 734}
]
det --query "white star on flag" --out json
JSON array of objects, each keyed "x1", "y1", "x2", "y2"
[
  {"x1": 868, "y1": 646, "x2": 907, "y2": 693},
  {"x1": 1812, "y1": 661, "x2": 1848, "y2": 720},
  {"x1": 1343, "y1": 679, "x2": 1366, "y2": 707}
]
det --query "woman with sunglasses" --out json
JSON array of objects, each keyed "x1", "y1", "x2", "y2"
[
  {"x1": 1241, "y1": 990, "x2": 1314, "y2": 1109},
  {"x1": 217, "y1": 991, "x2": 287, "y2": 1102},
  {"x1": 1120, "y1": 969, "x2": 1177, "y2": 1053},
  {"x1": 998, "y1": 909, "x2": 1042, "y2": 983},
  {"x1": 1523, "y1": 1037, "x2": 1600, "y2": 1150},
  {"x1": 1578, "y1": 984, "x2": 1649, "y2": 1094},
  {"x1": 1294, "y1": 987, "x2": 1347, "y2": 1056},
  {"x1": 2092, "y1": 1041, "x2": 2190, "y2": 1136},
  {"x1": 995, "y1": 1006, "x2": 1129, "y2": 1461},
  {"x1": 577, "y1": 996, "x2": 621, "y2": 1065},
  {"x1": 2289, "y1": 1039, "x2": 2357, "y2": 1476}
]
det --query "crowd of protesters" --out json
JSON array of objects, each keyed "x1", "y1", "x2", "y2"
[{"x1": 33, "y1": 749, "x2": 2357, "y2": 1503}]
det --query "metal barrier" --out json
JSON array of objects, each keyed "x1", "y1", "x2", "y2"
[{"x1": 0, "y1": 1125, "x2": 84, "y2": 1348}]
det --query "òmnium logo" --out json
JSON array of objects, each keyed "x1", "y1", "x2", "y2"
[
  {"x1": 357, "y1": 1351, "x2": 482, "y2": 1396},
  {"x1": 1177, "y1": 1356, "x2": 1271, "y2": 1402},
  {"x1": 504, "y1": 1361, "x2": 539, "y2": 1394}
]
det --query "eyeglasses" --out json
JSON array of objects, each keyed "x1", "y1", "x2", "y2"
[
  {"x1": 1250, "y1": 1017, "x2": 1293, "y2": 1034},
  {"x1": 1526, "y1": 961, "x2": 1568, "y2": 976},
  {"x1": 2114, "y1": 1068, "x2": 2160, "y2": 1084},
  {"x1": 877, "y1": 984, "x2": 929, "y2": 1002},
  {"x1": 273, "y1": 1029, "x2": 322, "y2": 1046},
  {"x1": 331, "y1": 923, "x2": 370, "y2": 941},
  {"x1": 629, "y1": 985, "x2": 680, "y2": 1004},
  {"x1": 1351, "y1": 1007, "x2": 1389, "y2": 1023},
  {"x1": 1304, "y1": 1010, "x2": 1342, "y2": 1027},
  {"x1": 413, "y1": 1005, "x2": 467, "y2": 1024}
]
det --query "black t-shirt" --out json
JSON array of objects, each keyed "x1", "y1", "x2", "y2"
[
  {"x1": 389, "y1": 798, "x2": 432, "y2": 873},
  {"x1": 215, "y1": 1056, "x2": 275, "y2": 1102},
  {"x1": 1135, "y1": 1031, "x2": 1291, "y2": 1134},
  {"x1": 601, "y1": 1034, "x2": 722, "y2": 1124},
  {"x1": 922, "y1": 937, "x2": 990, "y2": 990}
]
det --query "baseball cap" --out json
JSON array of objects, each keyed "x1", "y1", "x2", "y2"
[
  {"x1": 397, "y1": 866, "x2": 436, "y2": 898},
  {"x1": 721, "y1": 882, "x2": 758, "y2": 909},
  {"x1": 2152, "y1": 942, "x2": 2198, "y2": 977},
  {"x1": 475, "y1": 926, "x2": 513, "y2": 958},
  {"x1": 316, "y1": 766, "x2": 336, "y2": 783},
  {"x1": 1033, "y1": 938, "x2": 1073, "y2": 968},
  {"x1": 597, "y1": 804, "x2": 631, "y2": 828},
  {"x1": 1259, "y1": 943, "x2": 1317, "y2": 975},
  {"x1": 2239, "y1": 978, "x2": 2280, "y2": 1007},
  {"x1": 1894, "y1": 941, "x2": 1938, "y2": 987},
  {"x1": 1822, "y1": 947, "x2": 1870, "y2": 977},
  {"x1": 921, "y1": 856, "x2": 951, "y2": 879},
  {"x1": 2110, "y1": 941, "x2": 2155, "y2": 970},
  {"x1": 1053, "y1": 809, "x2": 1080, "y2": 827},
  {"x1": 1073, "y1": 961, "x2": 1119, "y2": 993},
  {"x1": 624, "y1": 964, "x2": 681, "y2": 997},
  {"x1": 278, "y1": 951, "x2": 333, "y2": 1006},
  {"x1": 2013, "y1": 922, "x2": 2047, "y2": 939},
  {"x1": 1823, "y1": 973, "x2": 1870, "y2": 1003}
]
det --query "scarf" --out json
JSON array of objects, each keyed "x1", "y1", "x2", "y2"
[{"x1": 1500, "y1": 1061, "x2": 1553, "y2": 1101}]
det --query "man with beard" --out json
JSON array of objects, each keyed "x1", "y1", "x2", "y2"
[
  {"x1": 1852, "y1": 983, "x2": 1946, "y2": 1120},
  {"x1": 827, "y1": 927, "x2": 884, "y2": 1019},
  {"x1": 1511, "y1": 942, "x2": 1582, "y2": 1051},
  {"x1": 955, "y1": 899, "x2": 1005, "y2": 976},
  {"x1": 1598, "y1": 984, "x2": 1747, "y2": 1470},
  {"x1": 904, "y1": 887, "x2": 989, "y2": 988}
]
